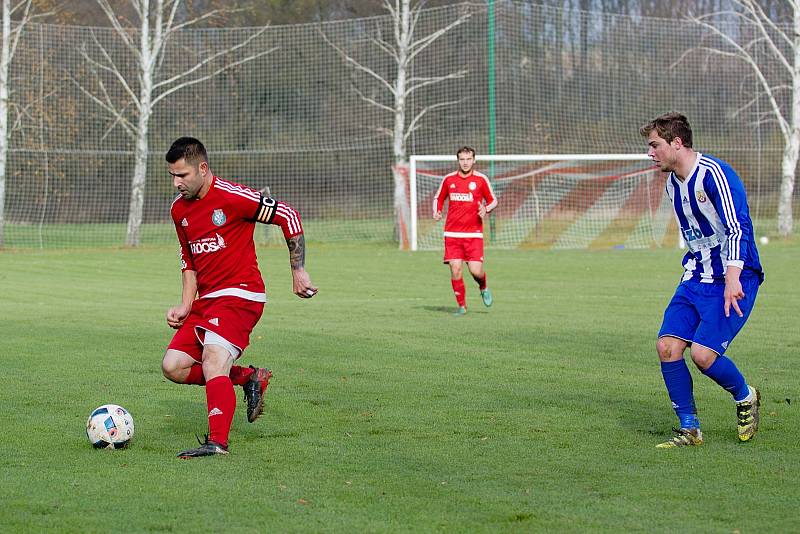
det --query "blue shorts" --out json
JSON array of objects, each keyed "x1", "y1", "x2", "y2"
[{"x1": 658, "y1": 276, "x2": 760, "y2": 355}]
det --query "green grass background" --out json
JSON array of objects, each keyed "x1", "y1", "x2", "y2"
[{"x1": 0, "y1": 242, "x2": 797, "y2": 532}]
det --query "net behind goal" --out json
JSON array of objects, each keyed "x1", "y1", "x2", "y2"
[{"x1": 410, "y1": 155, "x2": 677, "y2": 251}]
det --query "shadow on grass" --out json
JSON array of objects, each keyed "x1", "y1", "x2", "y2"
[{"x1": 420, "y1": 305, "x2": 490, "y2": 315}]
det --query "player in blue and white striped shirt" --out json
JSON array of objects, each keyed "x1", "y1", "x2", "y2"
[{"x1": 641, "y1": 112, "x2": 764, "y2": 448}]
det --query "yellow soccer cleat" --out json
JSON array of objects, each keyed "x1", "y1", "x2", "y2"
[
  {"x1": 656, "y1": 427, "x2": 704, "y2": 448},
  {"x1": 736, "y1": 386, "x2": 761, "y2": 442}
]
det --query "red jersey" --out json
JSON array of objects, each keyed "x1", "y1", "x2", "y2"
[
  {"x1": 171, "y1": 176, "x2": 302, "y2": 302},
  {"x1": 433, "y1": 170, "x2": 497, "y2": 238}
]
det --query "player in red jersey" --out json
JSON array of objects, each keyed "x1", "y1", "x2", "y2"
[
  {"x1": 433, "y1": 146, "x2": 497, "y2": 315},
  {"x1": 161, "y1": 137, "x2": 317, "y2": 458}
]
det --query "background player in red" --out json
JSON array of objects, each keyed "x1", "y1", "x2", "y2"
[
  {"x1": 162, "y1": 137, "x2": 317, "y2": 458},
  {"x1": 433, "y1": 146, "x2": 497, "y2": 315}
]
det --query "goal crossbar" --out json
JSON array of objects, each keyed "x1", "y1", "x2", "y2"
[{"x1": 409, "y1": 154, "x2": 656, "y2": 251}]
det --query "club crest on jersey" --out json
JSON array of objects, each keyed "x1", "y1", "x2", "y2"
[
  {"x1": 696, "y1": 191, "x2": 707, "y2": 203},
  {"x1": 469, "y1": 181, "x2": 477, "y2": 191},
  {"x1": 212, "y1": 209, "x2": 226, "y2": 226}
]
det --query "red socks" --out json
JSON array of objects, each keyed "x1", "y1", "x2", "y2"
[
  {"x1": 205, "y1": 376, "x2": 235, "y2": 448},
  {"x1": 184, "y1": 365, "x2": 206, "y2": 385},
  {"x1": 229, "y1": 365, "x2": 255, "y2": 386},
  {"x1": 451, "y1": 278, "x2": 466, "y2": 307},
  {"x1": 183, "y1": 364, "x2": 254, "y2": 386},
  {"x1": 183, "y1": 366, "x2": 253, "y2": 448}
]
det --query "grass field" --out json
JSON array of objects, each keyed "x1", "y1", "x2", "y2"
[{"x1": 1, "y1": 242, "x2": 798, "y2": 532}]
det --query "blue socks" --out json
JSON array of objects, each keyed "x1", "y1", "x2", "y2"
[
  {"x1": 661, "y1": 356, "x2": 750, "y2": 429},
  {"x1": 660, "y1": 360, "x2": 699, "y2": 429},
  {"x1": 701, "y1": 355, "x2": 749, "y2": 402}
]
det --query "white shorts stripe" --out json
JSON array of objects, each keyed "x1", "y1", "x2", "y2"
[
  {"x1": 443, "y1": 231, "x2": 484, "y2": 238},
  {"x1": 201, "y1": 288, "x2": 267, "y2": 302}
]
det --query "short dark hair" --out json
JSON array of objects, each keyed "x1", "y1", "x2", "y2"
[
  {"x1": 639, "y1": 112, "x2": 693, "y2": 148},
  {"x1": 456, "y1": 146, "x2": 476, "y2": 158},
  {"x1": 165, "y1": 137, "x2": 208, "y2": 165}
]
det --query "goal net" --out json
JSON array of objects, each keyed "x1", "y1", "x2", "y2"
[{"x1": 410, "y1": 155, "x2": 678, "y2": 251}]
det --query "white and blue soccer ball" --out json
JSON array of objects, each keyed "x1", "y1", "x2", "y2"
[{"x1": 86, "y1": 404, "x2": 134, "y2": 449}]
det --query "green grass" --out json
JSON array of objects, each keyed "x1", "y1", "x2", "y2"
[{"x1": 0, "y1": 242, "x2": 798, "y2": 532}]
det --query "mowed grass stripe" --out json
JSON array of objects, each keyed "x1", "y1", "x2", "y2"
[{"x1": 0, "y1": 243, "x2": 796, "y2": 532}]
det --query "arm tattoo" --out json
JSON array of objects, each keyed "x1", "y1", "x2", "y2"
[{"x1": 286, "y1": 234, "x2": 305, "y2": 270}]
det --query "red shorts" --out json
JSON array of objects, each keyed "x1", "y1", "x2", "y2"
[
  {"x1": 167, "y1": 296, "x2": 264, "y2": 362},
  {"x1": 443, "y1": 236, "x2": 484, "y2": 263}
]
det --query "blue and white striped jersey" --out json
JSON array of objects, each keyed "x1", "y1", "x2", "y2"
[{"x1": 666, "y1": 153, "x2": 763, "y2": 284}]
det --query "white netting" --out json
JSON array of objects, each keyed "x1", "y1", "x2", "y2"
[
  {"x1": 411, "y1": 155, "x2": 675, "y2": 250},
  {"x1": 0, "y1": 2, "x2": 796, "y2": 248}
]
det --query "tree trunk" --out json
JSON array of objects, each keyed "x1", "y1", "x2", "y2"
[
  {"x1": 126, "y1": 110, "x2": 150, "y2": 247},
  {"x1": 777, "y1": 7, "x2": 800, "y2": 238},
  {"x1": 777, "y1": 132, "x2": 797, "y2": 236},
  {"x1": 0, "y1": 62, "x2": 7, "y2": 249},
  {"x1": 126, "y1": 33, "x2": 153, "y2": 247},
  {"x1": 392, "y1": 159, "x2": 410, "y2": 250},
  {"x1": 0, "y1": 0, "x2": 10, "y2": 248},
  {"x1": 393, "y1": 0, "x2": 411, "y2": 250},
  {"x1": 126, "y1": 5, "x2": 152, "y2": 247}
]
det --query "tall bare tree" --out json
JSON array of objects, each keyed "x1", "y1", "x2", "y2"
[
  {"x1": 74, "y1": 0, "x2": 277, "y2": 246},
  {"x1": 0, "y1": 0, "x2": 50, "y2": 247},
  {"x1": 688, "y1": 1, "x2": 798, "y2": 237},
  {"x1": 321, "y1": 0, "x2": 472, "y2": 249}
]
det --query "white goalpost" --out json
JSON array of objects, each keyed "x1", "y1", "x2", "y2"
[{"x1": 410, "y1": 154, "x2": 676, "y2": 251}]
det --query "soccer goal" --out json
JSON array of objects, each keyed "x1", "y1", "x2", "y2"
[{"x1": 409, "y1": 154, "x2": 677, "y2": 251}]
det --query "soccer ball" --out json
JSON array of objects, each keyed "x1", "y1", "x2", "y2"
[{"x1": 86, "y1": 404, "x2": 134, "y2": 449}]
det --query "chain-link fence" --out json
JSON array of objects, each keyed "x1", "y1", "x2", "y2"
[{"x1": 1, "y1": 2, "x2": 796, "y2": 248}]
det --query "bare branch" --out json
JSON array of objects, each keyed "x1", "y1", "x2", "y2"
[
  {"x1": 96, "y1": 0, "x2": 139, "y2": 56},
  {"x1": 9, "y1": 101, "x2": 37, "y2": 134},
  {"x1": 128, "y1": 0, "x2": 144, "y2": 21},
  {"x1": 8, "y1": 2, "x2": 54, "y2": 61},
  {"x1": 81, "y1": 34, "x2": 141, "y2": 109},
  {"x1": 408, "y1": 0, "x2": 426, "y2": 41},
  {"x1": 164, "y1": 8, "x2": 249, "y2": 37},
  {"x1": 352, "y1": 84, "x2": 395, "y2": 113},
  {"x1": 736, "y1": 0, "x2": 795, "y2": 52},
  {"x1": 153, "y1": 26, "x2": 271, "y2": 90},
  {"x1": 405, "y1": 98, "x2": 466, "y2": 142},
  {"x1": 382, "y1": 0, "x2": 399, "y2": 44},
  {"x1": 686, "y1": 39, "x2": 789, "y2": 138},
  {"x1": 369, "y1": 33, "x2": 399, "y2": 62},
  {"x1": 317, "y1": 27, "x2": 396, "y2": 95},
  {"x1": 692, "y1": 9, "x2": 791, "y2": 73},
  {"x1": 67, "y1": 73, "x2": 136, "y2": 138},
  {"x1": 152, "y1": 45, "x2": 278, "y2": 107},
  {"x1": 407, "y1": 70, "x2": 468, "y2": 94},
  {"x1": 99, "y1": 100, "x2": 136, "y2": 141},
  {"x1": 408, "y1": 9, "x2": 471, "y2": 63},
  {"x1": 687, "y1": 8, "x2": 793, "y2": 137}
]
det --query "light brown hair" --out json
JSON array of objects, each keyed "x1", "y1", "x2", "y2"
[{"x1": 639, "y1": 112, "x2": 693, "y2": 148}]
